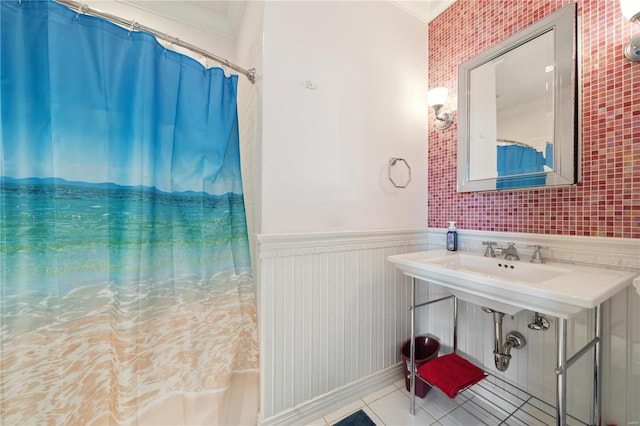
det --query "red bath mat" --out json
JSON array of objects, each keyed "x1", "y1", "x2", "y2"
[{"x1": 416, "y1": 353, "x2": 486, "y2": 398}]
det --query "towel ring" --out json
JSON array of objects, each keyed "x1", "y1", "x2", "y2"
[{"x1": 388, "y1": 157, "x2": 411, "y2": 188}]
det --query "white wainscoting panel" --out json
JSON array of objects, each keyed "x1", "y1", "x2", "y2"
[
  {"x1": 256, "y1": 228, "x2": 639, "y2": 426},
  {"x1": 257, "y1": 229, "x2": 430, "y2": 423}
]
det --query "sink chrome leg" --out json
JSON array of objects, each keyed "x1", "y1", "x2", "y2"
[
  {"x1": 556, "y1": 318, "x2": 567, "y2": 426},
  {"x1": 593, "y1": 305, "x2": 602, "y2": 426},
  {"x1": 409, "y1": 278, "x2": 416, "y2": 416},
  {"x1": 453, "y1": 296, "x2": 458, "y2": 354}
]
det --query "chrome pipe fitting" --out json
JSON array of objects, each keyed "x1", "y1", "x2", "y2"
[
  {"x1": 528, "y1": 312, "x2": 550, "y2": 330},
  {"x1": 483, "y1": 307, "x2": 526, "y2": 372}
]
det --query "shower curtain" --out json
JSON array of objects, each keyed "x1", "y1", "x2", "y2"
[
  {"x1": 496, "y1": 145, "x2": 547, "y2": 189},
  {"x1": 0, "y1": 1, "x2": 258, "y2": 424}
]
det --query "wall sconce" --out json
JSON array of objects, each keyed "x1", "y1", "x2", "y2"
[
  {"x1": 427, "y1": 87, "x2": 454, "y2": 130},
  {"x1": 620, "y1": 0, "x2": 640, "y2": 61}
]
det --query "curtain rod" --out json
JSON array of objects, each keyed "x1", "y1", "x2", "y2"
[
  {"x1": 496, "y1": 138, "x2": 537, "y2": 150},
  {"x1": 54, "y1": 0, "x2": 256, "y2": 84}
]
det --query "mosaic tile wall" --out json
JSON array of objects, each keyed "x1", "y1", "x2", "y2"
[{"x1": 427, "y1": 0, "x2": 640, "y2": 238}]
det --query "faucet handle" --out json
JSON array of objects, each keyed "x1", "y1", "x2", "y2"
[
  {"x1": 530, "y1": 245, "x2": 545, "y2": 264},
  {"x1": 482, "y1": 241, "x2": 497, "y2": 257}
]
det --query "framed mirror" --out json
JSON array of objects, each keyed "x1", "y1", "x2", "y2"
[{"x1": 457, "y1": 3, "x2": 579, "y2": 192}]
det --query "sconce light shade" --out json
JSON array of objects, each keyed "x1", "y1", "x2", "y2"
[
  {"x1": 427, "y1": 87, "x2": 448, "y2": 107},
  {"x1": 619, "y1": 0, "x2": 640, "y2": 21},
  {"x1": 620, "y1": 0, "x2": 640, "y2": 61},
  {"x1": 427, "y1": 87, "x2": 453, "y2": 130}
]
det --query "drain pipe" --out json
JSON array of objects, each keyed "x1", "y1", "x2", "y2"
[
  {"x1": 487, "y1": 308, "x2": 506, "y2": 369},
  {"x1": 482, "y1": 307, "x2": 526, "y2": 372}
]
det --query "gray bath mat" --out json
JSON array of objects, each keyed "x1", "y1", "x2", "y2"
[{"x1": 333, "y1": 409, "x2": 376, "y2": 426}]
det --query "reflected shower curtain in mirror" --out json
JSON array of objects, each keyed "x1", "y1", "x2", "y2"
[
  {"x1": 0, "y1": 1, "x2": 258, "y2": 424},
  {"x1": 496, "y1": 145, "x2": 546, "y2": 189}
]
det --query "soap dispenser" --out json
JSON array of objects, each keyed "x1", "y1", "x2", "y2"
[{"x1": 446, "y1": 221, "x2": 458, "y2": 251}]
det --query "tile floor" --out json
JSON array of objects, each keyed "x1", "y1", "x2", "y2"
[{"x1": 306, "y1": 373, "x2": 588, "y2": 426}]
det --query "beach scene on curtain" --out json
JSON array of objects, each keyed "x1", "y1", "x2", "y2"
[{"x1": 0, "y1": 1, "x2": 257, "y2": 424}]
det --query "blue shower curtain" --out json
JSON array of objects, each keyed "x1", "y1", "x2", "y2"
[
  {"x1": 496, "y1": 145, "x2": 547, "y2": 189},
  {"x1": 0, "y1": 1, "x2": 257, "y2": 424}
]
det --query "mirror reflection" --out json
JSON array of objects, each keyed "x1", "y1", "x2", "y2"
[{"x1": 469, "y1": 31, "x2": 554, "y2": 188}]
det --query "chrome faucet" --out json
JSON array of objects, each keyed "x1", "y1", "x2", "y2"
[
  {"x1": 501, "y1": 243, "x2": 520, "y2": 261},
  {"x1": 483, "y1": 241, "x2": 520, "y2": 260}
]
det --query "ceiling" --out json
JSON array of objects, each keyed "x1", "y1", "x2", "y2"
[
  {"x1": 116, "y1": 0, "x2": 455, "y2": 41},
  {"x1": 388, "y1": 0, "x2": 455, "y2": 24},
  {"x1": 116, "y1": 0, "x2": 247, "y2": 40}
]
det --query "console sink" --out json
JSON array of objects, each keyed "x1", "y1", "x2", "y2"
[{"x1": 388, "y1": 249, "x2": 638, "y2": 318}]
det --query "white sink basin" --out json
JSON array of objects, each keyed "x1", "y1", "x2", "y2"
[{"x1": 388, "y1": 249, "x2": 638, "y2": 318}]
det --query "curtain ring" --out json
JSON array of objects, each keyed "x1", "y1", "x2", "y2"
[
  {"x1": 162, "y1": 33, "x2": 171, "y2": 55},
  {"x1": 220, "y1": 59, "x2": 231, "y2": 77},
  {"x1": 128, "y1": 21, "x2": 138, "y2": 38},
  {"x1": 202, "y1": 55, "x2": 210, "y2": 72},
  {"x1": 75, "y1": 2, "x2": 87, "y2": 20}
]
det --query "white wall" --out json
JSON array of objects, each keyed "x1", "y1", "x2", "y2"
[
  {"x1": 261, "y1": 1, "x2": 428, "y2": 234},
  {"x1": 256, "y1": 2, "x2": 429, "y2": 422},
  {"x1": 236, "y1": 1, "x2": 264, "y2": 281}
]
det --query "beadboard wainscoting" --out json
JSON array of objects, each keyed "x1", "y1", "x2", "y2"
[
  {"x1": 256, "y1": 229, "x2": 430, "y2": 424},
  {"x1": 256, "y1": 228, "x2": 639, "y2": 426}
]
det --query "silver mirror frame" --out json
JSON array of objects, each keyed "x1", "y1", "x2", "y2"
[{"x1": 457, "y1": 3, "x2": 579, "y2": 193}]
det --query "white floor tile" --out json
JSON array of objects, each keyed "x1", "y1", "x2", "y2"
[
  {"x1": 467, "y1": 381, "x2": 522, "y2": 413},
  {"x1": 499, "y1": 414, "x2": 531, "y2": 426},
  {"x1": 393, "y1": 378, "x2": 406, "y2": 390},
  {"x1": 509, "y1": 404, "x2": 553, "y2": 426},
  {"x1": 323, "y1": 399, "x2": 365, "y2": 425},
  {"x1": 403, "y1": 387, "x2": 466, "y2": 421},
  {"x1": 361, "y1": 406, "x2": 385, "y2": 425},
  {"x1": 304, "y1": 417, "x2": 329, "y2": 426},
  {"x1": 363, "y1": 384, "x2": 398, "y2": 405},
  {"x1": 306, "y1": 372, "x2": 587, "y2": 426},
  {"x1": 438, "y1": 404, "x2": 492, "y2": 426},
  {"x1": 481, "y1": 374, "x2": 531, "y2": 402},
  {"x1": 517, "y1": 399, "x2": 587, "y2": 426},
  {"x1": 368, "y1": 390, "x2": 437, "y2": 426},
  {"x1": 455, "y1": 399, "x2": 505, "y2": 426}
]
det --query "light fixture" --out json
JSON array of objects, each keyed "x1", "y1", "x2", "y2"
[
  {"x1": 427, "y1": 87, "x2": 453, "y2": 130},
  {"x1": 619, "y1": 0, "x2": 640, "y2": 61}
]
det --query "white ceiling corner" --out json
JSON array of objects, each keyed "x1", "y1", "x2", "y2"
[
  {"x1": 388, "y1": 0, "x2": 456, "y2": 23},
  {"x1": 110, "y1": 0, "x2": 454, "y2": 44},
  {"x1": 116, "y1": 0, "x2": 246, "y2": 40}
]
